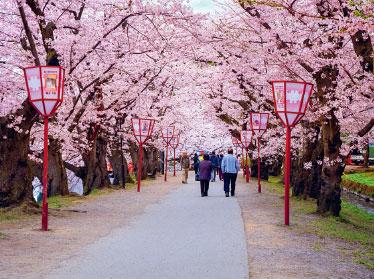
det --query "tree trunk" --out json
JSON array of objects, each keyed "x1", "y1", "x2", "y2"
[
  {"x1": 315, "y1": 65, "x2": 344, "y2": 216},
  {"x1": 29, "y1": 137, "x2": 69, "y2": 196},
  {"x1": 250, "y1": 159, "x2": 269, "y2": 180},
  {"x1": 109, "y1": 147, "x2": 133, "y2": 185},
  {"x1": 0, "y1": 102, "x2": 36, "y2": 207},
  {"x1": 128, "y1": 140, "x2": 140, "y2": 174},
  {"x1": 267, "y1": 156, "x2": 283, "y2": 176},
  {"x1": 363, "y1": 142, "x2": 369, "y2": 168},
  {"x1": 292, "y1": 125, "x2": 323, "y2": 199},
  {"x1": 47, "y1": 137, "x2": 69, "y2": 196},
  {"x1": 82, "y1": 134, "x2": 110, "y2": 195},
  {"x1": 317, "y1": 113, "x2": 344, "y2": 215},
  {"x1": 141, "y1": 147, "x2": 151, "y2": 180},
  {"x1": 128, "y1": 141, "x2": 159, "y2": 180}
]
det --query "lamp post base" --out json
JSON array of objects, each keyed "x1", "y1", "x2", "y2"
[{"x1": 41, "y1": 203, "x2": 48, "y2": 231}]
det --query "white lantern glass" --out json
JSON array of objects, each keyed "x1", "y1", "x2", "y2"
[
  {"x1": 240, "y1": 130, "x2": 252, "y2": 148},
  {"x1": 24, "y1": 66, "x2": 64, "y2": 117},
  {"x1": 250, "y1": 112, "x2": 269, "y2": 137},
  {"x1": 271, "y1": 80, "x2": 314, "y2": 127},
  {"x1": 131, "y1": 118, "x2": 155, "y2": 143},
  {"x1": 162, "y1": 126, "x2": 175, "y2": 144},
  {"x1": 169, "y1": 135, "x2": 180, "y2": 149}
]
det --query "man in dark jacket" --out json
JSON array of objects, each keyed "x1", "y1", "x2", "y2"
[
  {"x1": 193, "y1": 153, "x2": 199, "y2": 174},
  {"x1": 210, "y1": 151, "x2": 219, "y2": 182},
  {"x1": 198, "y1": 154, "x2": 212, "y2": 197}
]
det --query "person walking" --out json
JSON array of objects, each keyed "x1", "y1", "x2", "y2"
[
  {"x1": 221, "y1": 148, "x2": 240, "y2": 197},
  {"x1": 193, "y1": 153, "x2": 199, "y2": 181},
  {"x1": 180, "y1": 151, "x2": 190, "y2": 184},
  {"x1": 217, "y1": 154, "x2": 224, "y2": 181},
  {"x1": 198, "y1": 154, "x2": 212, "y2": 197},
  {"x1": 210, "y1": 151, "x2": 218, "y2": 182}
]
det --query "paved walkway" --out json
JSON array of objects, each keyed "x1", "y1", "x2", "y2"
[{"x1": 46, "y1": 178, "x2": 249, "y2": 279}]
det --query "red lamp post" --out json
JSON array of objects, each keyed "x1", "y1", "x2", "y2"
[
  {"x1": 169, "y1": 134, "x2": 180, "y2": 177},
  {"x1": 161, "y1": 126, "x2": 175, "y2": 182},
  {"x1": 242, "y1": 146, "x2": 245, "y2": 177},
  {"x1": 131, "y1": 118, "x2": 155, "y2": 192},
  {"x1": 271, "y1": 80, "x2": 314, "y2": 225},
  {"x1": 23, "y1": 66, "x2": 65, "y2": 231},
  {"x1": 250, "y1": 112, "x2": 270, "y2": 193},
  {"x1": 240, "y1": 130, "x2": 252, "y2": 183}
]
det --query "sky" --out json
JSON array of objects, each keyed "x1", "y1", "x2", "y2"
[{"x1": 189, "y1": 0, "x2": 220, "y2": 13}]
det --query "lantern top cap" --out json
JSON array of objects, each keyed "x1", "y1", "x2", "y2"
[
  {"x1": 24, "y1": 65, "x2": 64, "y2": 69},
  {"x1": 270, "y1": 80, "x2": 314, "y2": 86},
  {"x1": 270, "y1": 79, "x2": 312, "y2": 84},
  {"x1": 131, "y1": 117, "x2": 156, "y2": 121},
  {"x1": 250, "y1": 111, "x2": 270, "y2": 114}
]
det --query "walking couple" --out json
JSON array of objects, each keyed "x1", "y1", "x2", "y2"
[{"x1": 198, "y1": 148, "x2": 240, "y2": 197}]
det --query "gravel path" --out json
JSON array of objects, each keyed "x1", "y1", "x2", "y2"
[{"x1": 46, "y1": 179, "x2": 249, "y2": 279}]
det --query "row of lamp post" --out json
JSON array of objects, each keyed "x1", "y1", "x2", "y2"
[
  {"x1": 161, "y1": 126, "x2": 175, "y2": 182},
  {"x1": 131, "y1": 118, "x2": 156, "y2": 193},
  {"x1": 23, "y1": 65, "x2": 313, "y2": 230},
  {"x1": 250, "y1": 112, "x2": 270, "y2": 193},
  {"x1": 169, "y1": 134, "x2": 180, "y2": 177},
  {"x1": 229, "y1": 81, "x2": 313, "y2": 226}
]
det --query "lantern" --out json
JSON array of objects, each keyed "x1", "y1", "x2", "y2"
[
  {"x1": 250, "y1": 112, "x2": 270, "y2": 193},
  {"x1": 131, "y1": 118, "x2": 155, "y2": 145},
  {"x1": 23, "y1": 66, "x2": 65, "y2": 231},
  {"x1": 240, "y1": 130, "x2": 252, "y2": 183},
  {"x1": 271, "y1": 80, "x2": 314, "y2": 226},
  {"x1": 131, "y1": 118, "x2": 156, "y2": 192},
  {"x1": 271, "y1": 81, "x2": 313, "y2": 127},
  {"x1": 161, "y1": 126, "x2": 175, "y2": 182},
  {"x1": 169, "y1": 134, "x2": 180, "y2": 177},
  {"x1": 250, "y1": 112, "x2": 269, "y2": 137},
  {"x1": 24, "y1": 66, "x2": 65, "y2": 117}
]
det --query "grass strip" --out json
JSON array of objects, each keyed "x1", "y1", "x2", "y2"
[
  {"x1": 266, "y1": 175, "x2": 374, "y2": 269},
  {"x1": 342, "y1": 172, "x2": 374, "y2": 197}
]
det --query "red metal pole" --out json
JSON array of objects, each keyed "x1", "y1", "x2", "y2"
[
  {"x1": 284, "y1": 127, "x2": 291, "y2": 226},
  {"x1": 137, "y1": 142, "x2": 143, "y2": 192},
  {"x1": 164, "y1": 144, "x2": 168, "y2": 182},
  {"x1": 41, "y1": 117, "x2": 49, "y2": 231},
  {"x1": 258, "y1": 139, "x2": 261, "y2": 193},
  {"x1": 173, "y1": 148, "x2": 176, "y2": 177},
  {"x1": 242, "y1": 147, "x2": 245, "y2": 177},
  {"x1": 245, "y1": 149, "x2": 249, "y2": 183}
]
